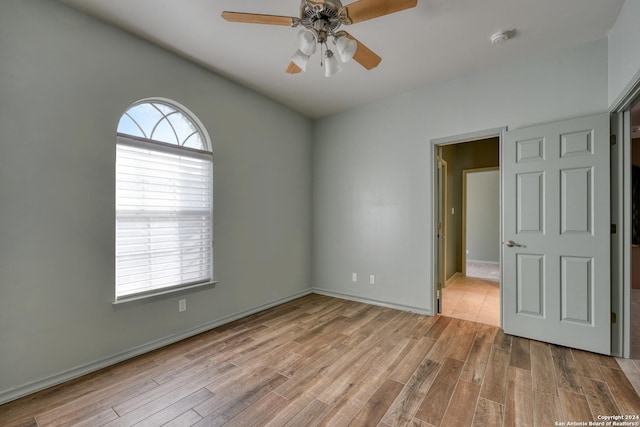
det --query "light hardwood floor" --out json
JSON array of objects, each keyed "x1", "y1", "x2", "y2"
[{"x1": 1, "y1": 294, "x2": 639, "y2": 426}]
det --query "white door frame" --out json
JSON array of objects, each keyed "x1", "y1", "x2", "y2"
[
  {"x1": 431, "y1": 127, "x2": 506, "y2": 316},
  {"x1": 610, "y1": 72, "x2": 640, "y2": 358},
  {"x1": 610, "y1": 112, "x2": 629, "y2": 357}
]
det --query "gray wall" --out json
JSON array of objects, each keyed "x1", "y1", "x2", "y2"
[
  {"x1": 441, "y1": 139, "x2": 499, "y2": 279},
  {"x1": 0, "y1": 0, "x2": 312, "y2": 401},
  {"x1": 608, "y1": 0, "x2": 640, "y2": 107},
  {"x1": 466, "y1": 170, "x2": 500, "y2": 263},
  {"x1": 312, "y1": 38, "x2": 609, "y2": 313}
]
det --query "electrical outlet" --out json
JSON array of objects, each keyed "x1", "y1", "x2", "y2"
[
  {"x1": 352, "y1": 273, "x2": 357, "y2": 282},
  {"x1": 179, "y1": 299, "x2": 186, "y2": 312},
  {"x1": 369, "y1": 275, "x2": 375, "y2": 285}
]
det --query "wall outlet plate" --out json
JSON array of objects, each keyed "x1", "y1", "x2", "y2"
[{"x1": 179, "y1": 299, "x2": 186, "y2": 312}]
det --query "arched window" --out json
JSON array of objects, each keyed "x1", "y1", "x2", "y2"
[{"x1": 115, "y1": 99, "x2": 213, "y2": 300}]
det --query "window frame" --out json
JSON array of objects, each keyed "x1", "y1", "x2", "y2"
[{"x1": 114, "y1": 99, "x2": 216, "y2": 305}]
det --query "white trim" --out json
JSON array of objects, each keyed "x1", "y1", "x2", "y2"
[
  {"x1": 432, "y1": 127, "x2": 507, "y2": 146},
  {"x1": 113, "y1": 281, "x2": 218, "y2": 307},
  {"x1": 311, "y1": 288, "x2": 433, "y2": 316},
  {"x1": 608, "y1": 65, "x2": 640, "y2": 358},
  {"x1": 117, "y1": 134, "x2": 213, "y2": 160},
  {"x1": 623, "y1": 110, "x2": 632, "y2": 358},
  {"x1": 0, "y1": 288, "x2": 313, "y2": 405},
  {"x1": 466, "y1": 260, "x2": 500, "y2": 265}
]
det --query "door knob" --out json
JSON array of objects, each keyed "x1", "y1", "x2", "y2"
[{"x1": 505, "y1": 240, "x2": 523, "y2": 248}]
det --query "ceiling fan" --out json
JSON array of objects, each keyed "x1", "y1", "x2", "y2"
[{"x1": 222, "y1": 0, "x2": 418, "y2": 76}]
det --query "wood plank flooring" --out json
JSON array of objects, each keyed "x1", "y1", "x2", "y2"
[{"x1": 1, "y1": 294, "x2": 639, "y2": 426}]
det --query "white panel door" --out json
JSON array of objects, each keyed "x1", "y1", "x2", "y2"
[{"x1": 503, "y1": 114, "x2": 610, "y2": 354}]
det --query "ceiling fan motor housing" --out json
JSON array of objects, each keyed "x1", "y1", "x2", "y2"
[{"x1": 300, "y1": 0, "x2": 345, "y2": 35}]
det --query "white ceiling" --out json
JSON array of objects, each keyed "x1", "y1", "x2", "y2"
[{"x1": 58, "y1": 0, "x2": 624, "y2": 118}]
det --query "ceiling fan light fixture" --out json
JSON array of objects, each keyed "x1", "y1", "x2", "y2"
[
  {"x1": 291, "y1": 49, "x2": 310, "y2": 72},
  {"x1": 324, "y1": 49, "x2": 342, "y2": 77},
  {"x1": 297, "y1": 29, "x2": 317, "y2": 55},
  {"x1": 335, "y1": 36, "x2": 357, "y2": 62},
  {"x1": 222, "y1": 0, "x2": 401, "y2": 76}
]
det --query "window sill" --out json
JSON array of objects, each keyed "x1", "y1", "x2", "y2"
[{"x1": 112, "y1": 281, "x2": 218, "y2": 309}]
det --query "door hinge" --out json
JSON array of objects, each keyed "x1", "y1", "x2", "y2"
[
  {"x1": 610, "y1": 134, "x2": 617, "y2": 146},
  {"x1": 611, "y1": 224, "x2": 617, "y2": 234},
  {"x1": 612, "y1": 312, "x2": 617, "y2": 324}
]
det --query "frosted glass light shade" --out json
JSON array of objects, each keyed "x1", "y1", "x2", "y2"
[
  {"x1": 297, "y1": 29, "x2": 317, "y2": 55},
  {"x1": 290, "y1": 49, "x2": 310, "y2": 72},
  {"x1": 324, "y1": 50, "x2": 342, "y2": 77},
  {"x1": 335, "y1": 36, "x2": 357, "y2": 62}
]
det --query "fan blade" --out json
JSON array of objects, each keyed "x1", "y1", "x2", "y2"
[
  {"x1": 286, "y1": 62, "x2": 303, "y2": 74},
  {"x1": 345, "y1": 0, "x2": 417, "y2": 24},
  {"x1": 346, "y1": 34, "x2": 382, "y2": 70},
  {"x1": 222, "y1": 11, "x2": 296, "y2": 26}
]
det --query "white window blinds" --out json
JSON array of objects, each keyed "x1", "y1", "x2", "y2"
[{"x1": 116, "y1": 136, "x2": 213, "y2": 299}]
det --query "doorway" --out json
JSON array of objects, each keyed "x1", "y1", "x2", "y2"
[
  {"x1": 630, "y1": 99, "x2": 640, "y2": 358},
  {"x1": 434, "y1": 115, "x2": 611, "y2": 353},
  {"x1": 434, "y1": 136, "x2": 500, "y2": 326}
]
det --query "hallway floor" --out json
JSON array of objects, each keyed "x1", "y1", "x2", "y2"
[{"x1": 442, "y1": 275, "x2": 500, "y2": 327}]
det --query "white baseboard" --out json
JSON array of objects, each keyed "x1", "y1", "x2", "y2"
[
  {"x1": 466, "y1": 260, "x2": 500, "y2": 265},
  {"x1": 0, "y1": 288, "x2": 314, "y2": 405},
  {"x1": 311, "y1": 288, "x2": 432, "y2": 316}
]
